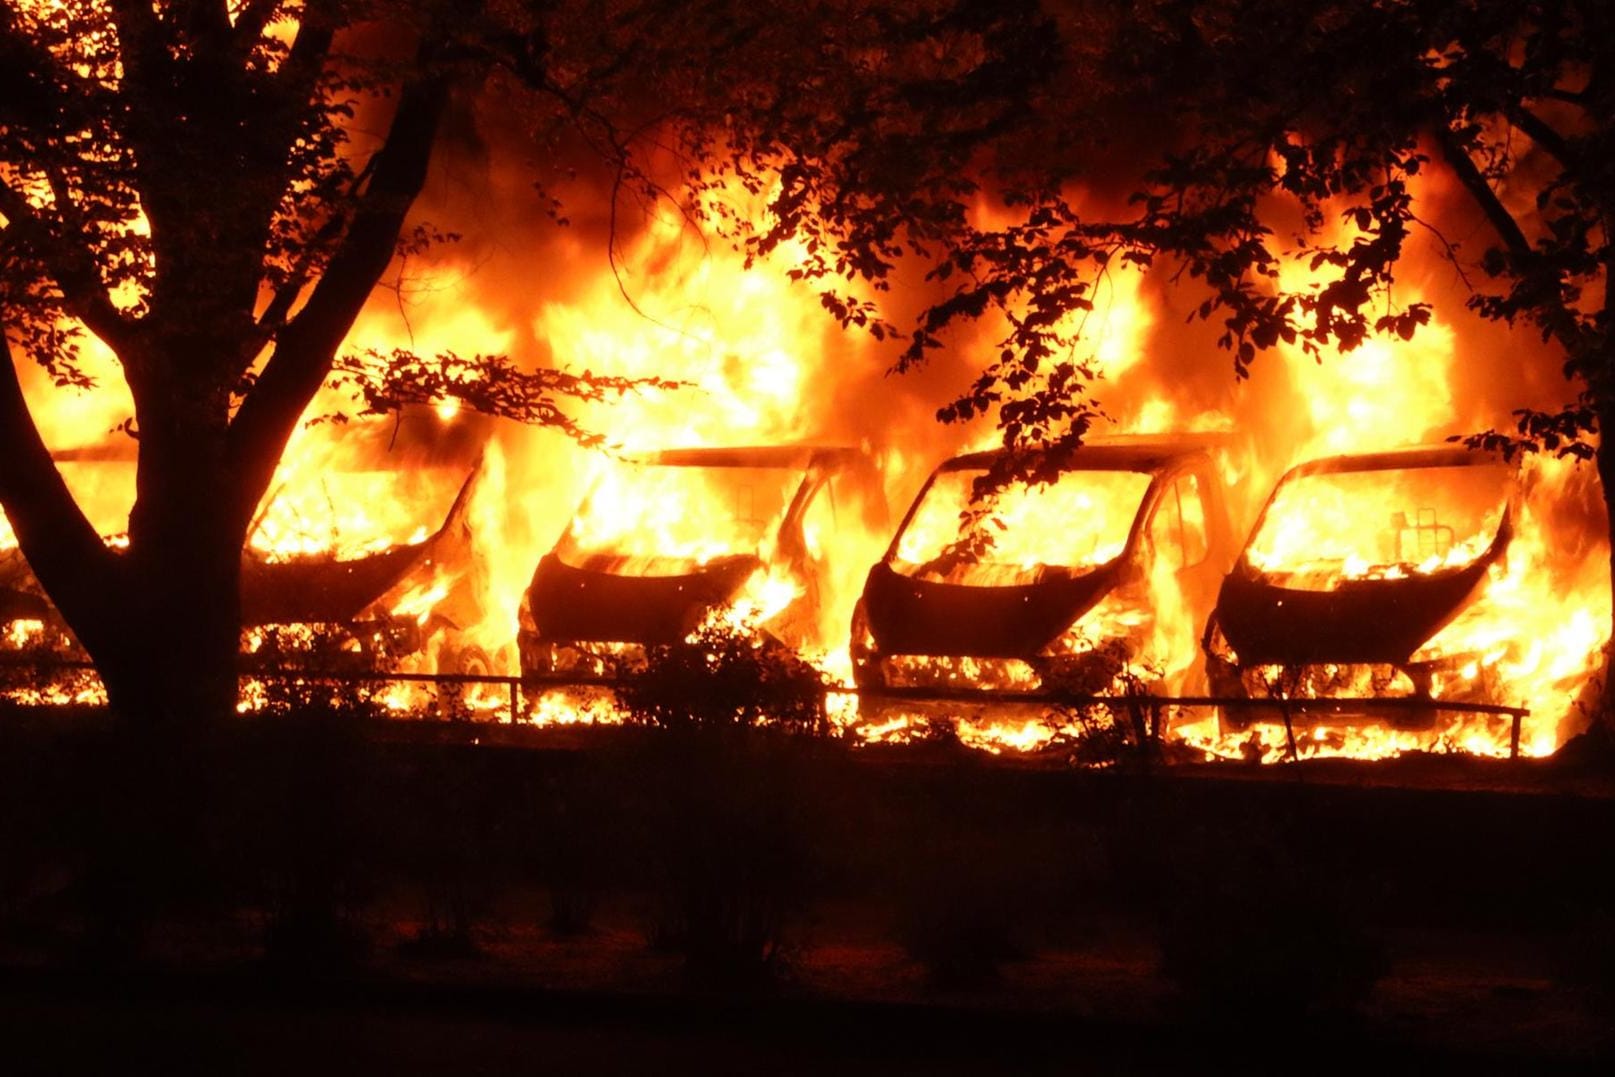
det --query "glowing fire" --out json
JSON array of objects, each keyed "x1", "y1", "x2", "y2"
[
  {"x1": 891, "y1": 467, "x2": 1150, "y2": 586},
  {"x1": 1241, "y1": 462, "x2": 1511, "y2": 586},
  {"x1": 563, "y1": 459, "x2": 798, "y2": 573},
  {"x1": 2, "y1": 158, "x2": 1610, "y2": 763}
]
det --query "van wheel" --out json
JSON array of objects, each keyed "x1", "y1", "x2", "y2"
[
  {"x1": 437, "y1": 644, "x2": 494, "y2": 720},
  {"x1": 452, "y1": 644, "x2": 493, "y2": 678}
]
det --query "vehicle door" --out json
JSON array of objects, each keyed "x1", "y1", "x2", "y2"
[{"x1": 1145, "y1": 466, "x2": 1224, "y2": 628}]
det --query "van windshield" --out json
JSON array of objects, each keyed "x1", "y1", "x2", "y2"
[
  {"x1": 1245, "y1": 463, "x2": 1512, "y2": 591},
  {"x1": 891, "y1": 467, "x2": 1153, "y2": 586},
  {"x1": 556, "y1": 461, "x2": 803, "y2": 576}
]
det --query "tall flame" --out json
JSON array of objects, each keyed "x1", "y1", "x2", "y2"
[{"x1": 3, "y1": 170, "x2": 1609, "y2": 760}]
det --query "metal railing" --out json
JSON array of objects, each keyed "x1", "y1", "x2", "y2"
[{"x1": 3, "y1": 658, "x2": 1533, "y2": 759}]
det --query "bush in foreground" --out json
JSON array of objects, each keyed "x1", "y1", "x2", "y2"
[{"x1": 616, "y1": 620, "x2": 830, "y2": 987}]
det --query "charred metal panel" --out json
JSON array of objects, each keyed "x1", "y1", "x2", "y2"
[
  {"x1": 861, "y1": 560, "x2": 1118, "y2": 657},
  {"x1": 1212, "y1": 447, "x2": 1514, "y2": 671},
  {"x1": 526, "y1": 552, "x2": 760, "y2": 645},
  {"x1": 1214, "y1": 557, "x2": 1493, "y2": 666},
  {"x1": 5, "y1": 541, "x2": 432, "y2": 631},
  {"x1": 0, "y1": 550, "x2": 32, "y2": 591},
  {"x1": 0, "y1": 586, "x2": 51, "y2": 624},
  {"x1": 240, "y1": 543, "x2": 429, "y2": 626},
  {"x1": 239, "y1": 465, "x2": 479, "y2": 627}
]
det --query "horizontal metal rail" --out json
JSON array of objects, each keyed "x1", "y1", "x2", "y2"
[
  {"x1": 267, "y1": 670, "x2": 1538, "y2": 759},
  {"x1": 3, "y1": 659, "x2": 1533, "y2": 758},
  {"x1": 828, "y1": 685, "x2": 1530, "y2": 717}
]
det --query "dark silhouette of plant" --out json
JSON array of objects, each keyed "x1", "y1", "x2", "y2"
[
  {"x1": 1049, "y1": 651, "x2": 1168, "y2": 768},
  {"x1": 617, "y1": 620, "x2": 830, "y2": 737},
  {"x1": 526, "y1": 761, "x2": 612, "y2": 938},
  {"x1": 227, "y1": 703, "x2": 382, "y2": 970},
  {"x1": 0, "y1": 718, "x2": 74, "y2": 947},
  {"x1": 616, "y1": 619, "x2": 829, "y2": 986},
  {"x1": 393, "y1": 757, "x2": 502, "y2": 961},
  {"x1": 1260, "y1": 663, "x2": 1308, "y2": 762},
  {"x1": 897, "y1": 821, "x2": 1026, "y2": 990},
  {"x1": 243, "y1": 623, "x2": 392, "y2": 720}
]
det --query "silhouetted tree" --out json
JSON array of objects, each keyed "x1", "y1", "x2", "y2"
[
  {"x1": 6, "y1": 1, "x2": 1612, "y2": 731},
  {"x1": 0, "y1": 2, "x2": 575, "y2": 729},
  {"x1": 0, "y1": 0, "x2": 1055, "y2": 731},
  {"x1": 616, "y1": 620, "x2": 829, "y2": 983}
]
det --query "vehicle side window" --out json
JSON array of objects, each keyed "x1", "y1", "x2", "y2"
[
  {"x1": 1148, "y1": 485, "x2": 1184, "y2": 569},
  {"x1": 800, "y1": 477, "x2": 837, "y2": 561},
  {"x1": 1149, "y1": 474, "x2": 1210, "y2": 571},
  {"x1": 1177, "y1": 474, "x2": 1209, "y2": 567}
]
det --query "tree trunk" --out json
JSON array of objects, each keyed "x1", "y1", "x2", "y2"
[
  {"x1": 70, "y1": 399, "x2": 247, "y2": 950},
  {"x1": 92, "y1": 505, "x2": 242, "y2": 733},
  {"x1": 114, "y1": 431, "x2": 242, "y2": 732},
  {"x1": 1592, "y1": 233, "x2": 1615, "y2": 732}
]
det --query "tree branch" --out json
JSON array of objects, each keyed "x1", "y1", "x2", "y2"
[
  {"x1": 275, "y1": 0, "x2": 337, "y2": 102},
  {"x1": 252, "y1": 155, "x2": 377, "y2": 341},
  {"x1": 1436, "y1": 125, "x2": 1533, "y2": 261},
  {"x1": 0, "y1": 180, "x2": 135, "y2": 357},
  {"x1": 230, "y1": 0, "x2": 282, "y2": 50},
  {"x1": 108, "y1": 0, "x2": 167, "y2": 94},
  {"x1": 0, "y1": 9, "x2": 59, "y2": 129},
  {"x1": 1542, "y1": 87, "x2": 1588, "y2": 106},
  {"x1": 1506, "y1": 102, "x2": 1578, "y2": 170},
  {"x1": 226, "y1": 62, "x2": 453, "y2": 536},
  {"x1": 177, "y1": 1, "x2": 234, "y2": 47},
  {"x1": 0, "y1": 321, "x2": 122, "y2": 636}
]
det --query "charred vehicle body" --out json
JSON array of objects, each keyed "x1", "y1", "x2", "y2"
[
  {"x1": 1, "y1": 463, "x2": 480, "y2": 671},
  {"x1": 238, "y1": 467, "x2": 482, "y2": 671},
  {"x1": 851, "y1": 438, "x2": 1236, "y2": 701},
  {"x1": 1203, "y1": 446, "x2": 1517, "y2": 728},
  {"x1": 519, "y1": 445, "x2": 885, "y2": 679}
]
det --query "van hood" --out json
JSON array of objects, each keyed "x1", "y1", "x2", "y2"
[
  {"x1": 861, "y1": 560, "x2": 1124, "y2": 657},
  {"x1": 526, "y1": 551, "x2": 762, "y2": 645}
]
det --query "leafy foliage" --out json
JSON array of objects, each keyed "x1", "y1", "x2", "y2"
[
  {"x1": 322, "y1": 348, "x2": 683, "y2": 445},
  {"x1": 627, "y1": 1, "x2": 1615, "y2": 476},
  {"x1": 6, "y1": 1, "x2": 1615, "y2": 727},
  {"x1": 1051, "y1": 658, "x2": 1170, "y2": 769},
  {"x1": 617, "y1": 618, "x2": 829, "y2": 736},
  {"x1": 615, "y1": 618, "x2": 829, "y2": 985}
]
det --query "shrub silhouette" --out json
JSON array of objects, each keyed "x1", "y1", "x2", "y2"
[
  {"x1": 392, "y1": 744, "x2": 513, "y2": 961},
  {"x1": 616, "y1": 619, "x2": 829, "y2": 986},
  {"x1": 226, "y1": 671, "x2": 383, "y2": 969},
  {"x1": 897, "y1": 822, "x2": 1026, "y2": 990},
  {"x1": 616, "y1": 620, "x2": 828, "y2": 736}
]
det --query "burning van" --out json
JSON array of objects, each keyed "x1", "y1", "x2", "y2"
[
  {"x1": 850, "y1": 438, "x2": 1237, "y2": 701},
  {"x1": 1, "y1": 457, "x2": 480, "y2": 676},
  {"x1": 1203, "y1": 445, "x2": 1518, "y2": 728},
  {"x1": 238, "y1": 466, "x2": 481, "y2": 671},
  {"x1": 518, "y1": 445, "x2": 885, "y2": 679}
]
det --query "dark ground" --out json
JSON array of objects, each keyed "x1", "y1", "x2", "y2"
[
  {"x1": 2, "y1": 936, "x2": 1608, "y2": 1074},
  {"x1": 1, "y1": 715, "x2": 1613, "y2": 1072}
]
